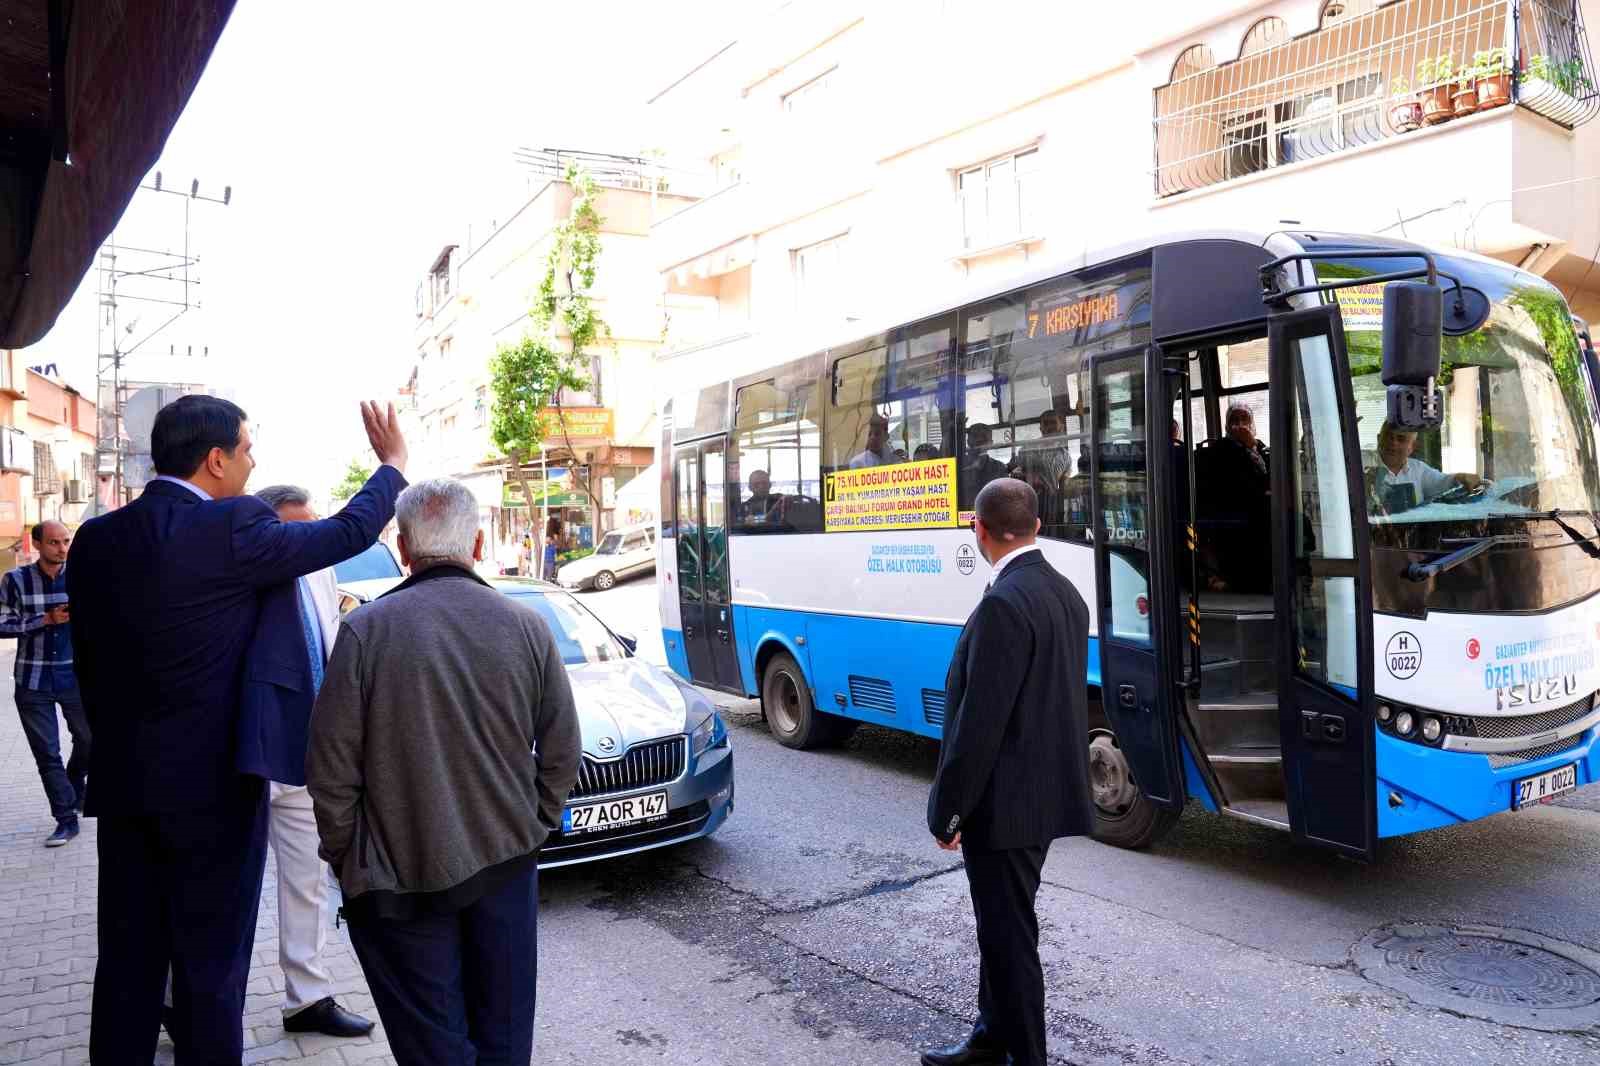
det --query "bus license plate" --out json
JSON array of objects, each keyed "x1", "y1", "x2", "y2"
[
  {"x1": 563, "y1": 791, "x2": 669, "y2": 834},
  {"x1": 1512, "y1": 764, "x2": 1578, "y2": 809}
]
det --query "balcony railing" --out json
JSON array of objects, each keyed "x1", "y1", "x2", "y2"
[
  {"x1": 1153, "y1": 0, "x2": 1599, "y2": 198},
  {"x1": 512, "y1": 147, "x2": 711, "y2": 198}
]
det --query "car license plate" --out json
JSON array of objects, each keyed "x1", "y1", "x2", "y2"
[
  {"x1": 1512, "y1": 763, "x2": 1578, "y2": 809},
  {"x1": 563, "y1": 791, "x2": 669, "y2": 834}
]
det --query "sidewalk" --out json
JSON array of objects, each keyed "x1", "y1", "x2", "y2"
[{"x1": 0, "y1": 655, "x2": 393, "y2": 1065}]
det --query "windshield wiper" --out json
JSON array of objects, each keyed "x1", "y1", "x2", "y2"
[
  {"x1": 1406, "y1": 534, "x2": 1530, "y2": 582},
  {"x1": 1526, "y1": 509, "x2": 1600, "y2": 559}
]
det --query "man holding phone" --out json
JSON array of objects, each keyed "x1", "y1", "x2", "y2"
[{"x1": 0, "y1": 521, "x2": 90, "y2": 847}]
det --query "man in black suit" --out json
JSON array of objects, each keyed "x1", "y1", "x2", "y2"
[
  {"x1": 924, "y1": 477, "x2": 1095, "y2": 1066},
  {"x1": 68, "y1": 396, "x2": 408, "y2": 1065}
]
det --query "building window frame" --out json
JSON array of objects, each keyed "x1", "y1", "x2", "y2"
[
  {"x1": 792, "y1": 233, "x2": 849, "y2": 318},
  {"x1": 956, "y1": 145, "x2": 1042, "y2": 252}
]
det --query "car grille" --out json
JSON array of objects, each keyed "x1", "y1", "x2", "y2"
[
  {"x1": 1485, "y1": 735, "x2": 1585, "y2": 769},
  {"x1": 1465, "y1": 693, "x2": 1595, "y2": 740},
  {"x1": 570, "y1": 736, "x2": 686, "y2": 800}
]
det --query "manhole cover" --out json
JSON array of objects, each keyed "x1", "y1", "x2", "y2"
[{"x1": 1354, "y1": 924, "x2": 1600, "y2": 1032}]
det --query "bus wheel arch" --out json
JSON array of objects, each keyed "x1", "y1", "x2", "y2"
[
  {"x1": 759, "y1": 647, "x2": 856, "y2": 750},
  {"x1": 1084, "y1": 688, "x2": 1179, "y2": 849}
]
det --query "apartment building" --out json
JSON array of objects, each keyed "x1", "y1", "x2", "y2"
[
  {"x1": 0, "y1": 351, "x2": 106, "y2": 569},
  {"x1": 408, "y1": 151, "x2": 699, "y2": 566},
  {"x1": 647, "y1": 0, "x2": 1600, "y2": 391}
]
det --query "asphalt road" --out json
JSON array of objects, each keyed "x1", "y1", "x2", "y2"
[{"x1": 552, "y1": 574, "x2": 1600, "y2": 1066}]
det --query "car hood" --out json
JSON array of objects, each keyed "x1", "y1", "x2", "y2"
[
  {"x1": 557, "y1": 554, "x2": 609, "y2": 579},
  {"x1": 565, "y1": 657, "x2": 712, "y2": 758},
  {"x1": 338, "y1": 576, "x2": 405, "y2": 603}
]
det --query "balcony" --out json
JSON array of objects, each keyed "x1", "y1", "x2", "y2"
[{"x1": 1153, "y1": 0, "x2": 1599, "y2": 198}]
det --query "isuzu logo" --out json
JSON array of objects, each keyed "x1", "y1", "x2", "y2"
[{"x1": 1496, "y1": 674, "x2": 1577, "y2": 711}]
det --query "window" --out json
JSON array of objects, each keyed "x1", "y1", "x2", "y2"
[
  {"x1": 783, "y1": 67, "x2": 836, "y2": 114},
  {"x1": 731, "y1": 357, "x2": 823, "y2": 534},
  {"x1": 439, "y1": 337, "x2": 453, "y2": 360},
  {"x1": 957, "y1": 147, "x2": 1041, "y2": 250},
  {"x1": 431, "y1": 253, "x2": 452, "y2": 306},
  {"x1": 474, "y1": 386, "x2": 488, "y2": 428},
  {"x1": 443, "y1": 415, "x2": 456, "y2": 437},
  {"x1": 793, "y1": 235, "x2": 848, "y2": 317},
  {"x1": 825, "y1": 318, "x2": 957, "y2": 477},
  {"x1": 415, "y1": 281, "x2": 426, "y2": 317}
]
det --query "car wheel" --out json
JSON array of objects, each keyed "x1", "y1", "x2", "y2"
[
  {"x1": 1087, "y1": 729, "x2": 1179, "y2": 848},
  {"x1": 594, "y1": 570, "x2": 617, "y2": 591},
  {"x1": 761, "y1": 651, "x2": 856, "y2": 750}
]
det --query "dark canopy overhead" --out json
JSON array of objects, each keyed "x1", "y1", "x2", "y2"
[{"x1": 0, "y1": 0, "x2": 236, "y2": 349}]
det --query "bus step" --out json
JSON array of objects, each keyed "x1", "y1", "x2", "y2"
[{"x1": 1208, "y1": 746, "x2": 1282, "y2": 766}]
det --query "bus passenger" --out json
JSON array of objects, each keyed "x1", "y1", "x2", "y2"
[
  {"x1": 742, "y1": 470, "x2": 783, "y2": 526},
  {"x1": 960, "y1": 423, "x2": 1009, "y2": 508},
  {"x1": 913, "y1": 443, "x2": 941, "y2": 461},
  {"x1": 1196, "y1": 406, "x2": 1270, "y2": 593},
  {"x1": 1368, "y1": 421, "x2": 1486, "y2": 512},
  {"x1": 848, "y1": 413, "x2": 900, "y2": 469},
  {"x1": 1018, "y1": 410, "x2": 1072, "y2": 526}
]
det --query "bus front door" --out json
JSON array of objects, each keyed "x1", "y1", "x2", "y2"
[
  {"x1": 1266, "y1": 305, "x2": 1377, "y2": 861},
  {"x1": 672, "y1": 438, "x2": 742, "y2": 693},
  {"x1": 1088, "y1": 345, "x2": 1187, "y2": 812}
]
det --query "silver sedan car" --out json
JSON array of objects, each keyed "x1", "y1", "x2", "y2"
[{"x1": 333, "y1": 564, "x2": 734, "y2": 868}]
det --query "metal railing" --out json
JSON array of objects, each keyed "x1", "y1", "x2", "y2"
[
  {"x1": 512, "y1": 147, "x2": 710, "y2": 198},
  {"x1": 1153, "y1": 0, "x2": 1598, "y2": 198}
]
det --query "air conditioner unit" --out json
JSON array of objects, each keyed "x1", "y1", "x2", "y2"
[{"x1": 66, "y1": 480, "x2": 86, "y2": 504}]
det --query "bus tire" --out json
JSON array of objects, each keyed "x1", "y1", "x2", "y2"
[
  {"x1": 761, "y1": 651, "x2": 854, "y2": 749},
  {"x1": 1087, "y1": 730, "x2": 1179, "y2": 849}
]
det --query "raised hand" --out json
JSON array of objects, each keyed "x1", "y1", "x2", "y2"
[{"x1": 361, "y1": 402, "x2": 408, "y2": 475}]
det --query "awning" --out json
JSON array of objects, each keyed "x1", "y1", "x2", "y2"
[{"x1": 0, "y1": 1, "x2": 238, "y2": 348}]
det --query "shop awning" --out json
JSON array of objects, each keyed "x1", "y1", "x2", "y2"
[{"x1": 0, "y1": 1, "x2": 237, "y2": 348}]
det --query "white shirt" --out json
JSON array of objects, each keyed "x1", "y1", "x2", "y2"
[
  {"x1": 988, "y1": 543, "x2": 1037, "y2": 588},
  {"x1": 848, "y1": 446, "x2": 899, "y2": 470},
  {"x1": 1373, "y1": 458, "x2": 1455, "y2": 506},
  {"x1": 153, "y1": 474, "x2": 212, "y2": 500}
]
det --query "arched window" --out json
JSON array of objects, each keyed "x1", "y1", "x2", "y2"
[
  {"x1": 1240, "y1": 17, "x2": 1288, "y2": 57},
  {"x1": 1169, "y1": 43, "x2": 1216, "y2": 83},
  {"x1": 1319, "y1": 0, "x2": 1375, "y2": 28}
]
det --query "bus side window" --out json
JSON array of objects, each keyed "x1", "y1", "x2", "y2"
[
  {"x1": 825, "y1": 318, "x2": 956, "y2": 479},
  {"x1": 731, "y1": 358, "x2": 824, "y2": 534}
]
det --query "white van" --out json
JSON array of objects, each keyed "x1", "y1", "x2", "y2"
[{"x1": 557, "y1": 523, "x2": 656, "y2": 591}]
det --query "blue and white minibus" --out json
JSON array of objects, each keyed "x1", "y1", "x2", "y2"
[{"x1": 656, "y1": 230, "x2": 1600, "y2": 860}]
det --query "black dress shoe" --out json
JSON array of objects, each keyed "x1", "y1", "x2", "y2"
[
  {"x1": 283, "y1": 997, "x2": 376, "y2": 1037},
  {"x1": 920, "y1": 1035, "x2": 1008, "y2": 1066}
]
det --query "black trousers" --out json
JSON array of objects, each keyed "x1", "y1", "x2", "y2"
[
  {"x1": 347, "y1": 861, "x2": 539, "y2": 1066},
  {"x1": 963, "y1": 843, "x2": 1049, "y2": 1066},
  {"x1": 90, "y1": 779, "x2": 269, "y2": 1066}
]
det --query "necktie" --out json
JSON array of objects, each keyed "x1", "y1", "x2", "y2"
[{"x1": 298, "y1": 579, "x2": 325, "y2": 695}]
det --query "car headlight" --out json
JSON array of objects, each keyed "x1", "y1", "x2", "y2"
[{"x1": 690, "y1": 712, "x2": 727, "y2": 757}]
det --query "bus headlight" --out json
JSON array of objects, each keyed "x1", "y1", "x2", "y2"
[
  {"x1": 1377, "y1": 703, "x2": 1393, "y2": 725},
  {"x1": 1395, "y1": 710, "x2": 1415, "y2": 737},
  {"x1": 1421, "y1": 716, "x2": 1442, "y2": 743}
]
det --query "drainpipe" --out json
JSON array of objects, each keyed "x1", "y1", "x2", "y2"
[{"x1": 1519, "y1": 243, "x2": 1550, "y2": 271}]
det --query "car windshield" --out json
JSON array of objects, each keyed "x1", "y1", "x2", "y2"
[
  {"x1": 502, "y1": 589, "x2": 623, "y2": 664},
  {"x1": 595, "y1": 532, "x2": 623, "y2": 555},
  {"x1": 1324, "y1": 258, "x2": 1600, "y2": 538},
  {"x1": 333, "y1": 542, "x2": 403, "y2": 582}
]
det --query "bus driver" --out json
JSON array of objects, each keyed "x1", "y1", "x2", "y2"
[{"x1": 1368, "y1": 421, "x2": 1486, "y2": 512}]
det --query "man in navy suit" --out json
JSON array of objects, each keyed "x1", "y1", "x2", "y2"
[{"x1": 68, "y1": 395, "x2": 408, "y2": 1065}]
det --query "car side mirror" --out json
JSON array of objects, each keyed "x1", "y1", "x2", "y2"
[
  {"x1": 615, "y1": 631, "x2": 638, "y2": 655},
  {"x1": 1381, "y1": 281, "x2": 1443, "y2": 429}
]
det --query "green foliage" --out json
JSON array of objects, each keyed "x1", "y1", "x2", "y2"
[
  {"x1": 1417, "y1": 55, "x2": 1454, "y2": 88},
  {"x1": 1473, "y1": 48, "x2": 1509, "y2": 79},
  {"x1": 1527, "y1": 54, "x2": 1593, "y2": 96},
  {"x1": 1390, "y1": 76, "x2": 1410, "y2": 98},
  {"x1": 330, "y1": 458, "x2": 373, "y2": 502},
  {"x1": 558, "y1": 546, "x2": 595, "y2": 565}
]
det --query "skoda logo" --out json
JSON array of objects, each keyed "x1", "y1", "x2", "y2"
[{"x1": 597, "y1": 736, "x2": 617, "y2": 754}]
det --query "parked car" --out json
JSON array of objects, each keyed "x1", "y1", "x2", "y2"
[
  {"x1": 332, "y1": 541, "x2": 405, "y2": 614},
  {"x1": 557, "y1": 523, "x2": 656, "y2": 591}
]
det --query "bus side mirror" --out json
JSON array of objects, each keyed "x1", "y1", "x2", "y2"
[{"x1": 1381, "y1": 282, "x2": 1443, "y2": 429}]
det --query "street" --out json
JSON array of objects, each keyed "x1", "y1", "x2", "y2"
[{"x1": 1, "y1": 571, "x2": 1598, "y2": 1064}]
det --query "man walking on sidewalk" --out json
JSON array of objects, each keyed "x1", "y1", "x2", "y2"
[{"x1": 0, "y1": 521, "x2": 91, "y2": 847}]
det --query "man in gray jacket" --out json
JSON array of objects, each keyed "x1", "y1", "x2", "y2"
[{"x1": 307, "y1": 477, "x2": 581, "y2": 1066}]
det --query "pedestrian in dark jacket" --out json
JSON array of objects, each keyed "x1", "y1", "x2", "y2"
[
  {"x1": 923, "y1": 477, "x2": 1094, "y2": 1066},
  {"x1": 308, "y1": 476, "x2": 582, "y2": 1066}
]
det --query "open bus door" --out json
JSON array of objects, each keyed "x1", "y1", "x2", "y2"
[
  {"x1": 1088, "y1": 345, "x2": 1188, "y2": 815},
  {"x1": 1266, "y1": 305, "x2": 1378, "y2": 861},
  {"x1": 671, "y1": 437, "x2": 743, "y2": 693}
]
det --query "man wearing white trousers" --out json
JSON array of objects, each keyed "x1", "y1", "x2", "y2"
[{"x1": 244, "y1": 485, "x2": 375, "y2": 1038}]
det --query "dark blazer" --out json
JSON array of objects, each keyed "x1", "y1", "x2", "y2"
[
  {"x1": 235, "y1": 574, "x2": 328, "y2": 788},
  {"x1": 67, "y1": 468, "x2": 406, "y2": 815},
  {"x1": 928, "y1": 548, "x2": 1095, "y2": 851}
]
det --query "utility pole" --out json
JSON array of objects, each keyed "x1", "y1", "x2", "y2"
[{"x1": 94, "y1": 174, "x2": 231, "y2": 509}]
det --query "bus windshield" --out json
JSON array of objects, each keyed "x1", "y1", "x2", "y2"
[{"x1": 1328, "y1": 261, "x2": 1600, "y2": 534}]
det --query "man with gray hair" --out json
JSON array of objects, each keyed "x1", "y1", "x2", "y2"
[{"x1": 308, "y1": 477, "x2": 582, "y2": 1064}]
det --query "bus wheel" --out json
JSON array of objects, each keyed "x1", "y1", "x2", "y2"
[
  {"x1": 594, "y1": 570, "x2": 617, "y2": 591},
  {"x1": 1087, "y1": 730, "x2": 1178, "y2": 849},
  {"x1": 761, "y1": 651, "x2": 854, "y2": 749}
]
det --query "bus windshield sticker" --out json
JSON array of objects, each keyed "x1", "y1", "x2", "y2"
[
  {"x1": 1334, "y1": 284, "x2": 1385, "y2": 332},
  {"x1": 823, "y1": 458, "x2": 958, "y2": 532}
]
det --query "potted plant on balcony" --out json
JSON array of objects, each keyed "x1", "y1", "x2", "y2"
[
  {"x1": 1389, "y1": 76, "x2": 1422, "y2": 132},
  {"x1": 1452, "y1": 64, "x2": 1480, "y2": 117},
  {"x1": 1525, "y1": 54, "x2": 1594, "y2": 101},
  {"x1": 1474, "y1": 48, "x2": 1512, "y2": 109},
  {"x1": 1417, "y1": 56, "x2": 1455, "y2": 125}
]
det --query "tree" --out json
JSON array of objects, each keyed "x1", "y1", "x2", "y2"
[
  {"x1": 330, "y1": 458, "x2": 373, "y2": 503},
  {"x1": 489, "y1": 164, "x2": 613, "y2": 527}
]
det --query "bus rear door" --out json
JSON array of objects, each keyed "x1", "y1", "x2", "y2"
[
  {"x1": 1088, "y1": 345, "x2": 1188, "y2": 812},
  {"x1": 1266, "y1": 305, "x2": 1377, "y2": 861},
  {"x1": 672, "y1": 438, "x2": 743, "y2": 693}
]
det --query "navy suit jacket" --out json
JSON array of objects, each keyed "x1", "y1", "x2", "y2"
[
  {"x1": 235, "y1": 573, "x2": 332, "y2": 788},
  {"x1": 67, "y1": 467, "x2": 406, "y2": 815}
]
